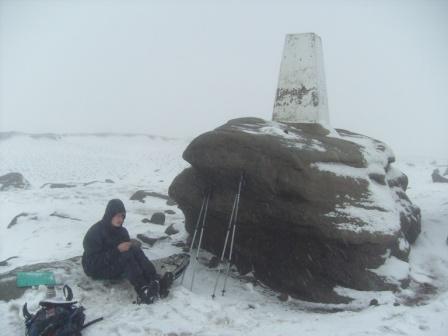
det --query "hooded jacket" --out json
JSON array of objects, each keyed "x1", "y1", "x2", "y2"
[{"x1": 82, "y1": 199, "x2": 130, "y2": 277}]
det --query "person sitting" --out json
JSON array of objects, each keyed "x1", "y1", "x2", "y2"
[{"x1": 81, "y1": 199, "x2": 173, "y2": 304}]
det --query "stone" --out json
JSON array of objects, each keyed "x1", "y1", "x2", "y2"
[
  {"x1": 432, "y1": 169, "x2": 448, "y2": 183},
  {"x1": 137, "y1": 234, "x2": 169, "y2": 247},
  {"x1": 171, "y1": 240, "x2": 186, "y2": 248},
  {"x1": 0, "y1": 172, "x2": 30, "y2": 191},
  {"x1": 278, "y1": 293, "x2": 289, "y2": 302},
  {"x1": 50, "y1": 212, "x2": 81, "y2": 221},
  {"x1": 169, "y1": 117, "x2": 421, "y2": 303},
  {"x1": 208, "y1": 256, "x2": 220, "y2": 269},
  {"x1": 165, "y1": 210, "x2": 176, "y2": 215},
  {"x1": 130, "y1": 190, "x2": 174, "y2": 203},
  {"x1": 150, "y1": 212, "x2": 166, "y2": 225},
  {"x1": 7, "y1": 212, "x2": 37, "y2": 229},
  {"x1": 369, "y1": 299, "x2": 379, "y2": 306},
  {"x1": 82, "y1": 180, "x2": 101, "y2": 186},
  {"x1": 165, "y1": 224, "x2": 179, "y2": 236},
  {"x1": 0, "y1": 256, "x2": 81, "y2": 301},
  {"x1": 0, "y1": 256, "x2": 18, "y2": 267},
  {"x1": 40, "y1": 183, "x2": 76, "y2": 189}
]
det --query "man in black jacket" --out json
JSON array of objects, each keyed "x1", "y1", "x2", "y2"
[{"x1": 82, "y1": 199, "x2": 172, "y2": 304}]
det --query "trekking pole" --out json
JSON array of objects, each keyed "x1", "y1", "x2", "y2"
[
  {"x1": 190, "y1": 190, "x2": 211, "y2": 291},
  {"x1": 181, "y1": 192, "x2": 207, "y2": 286},
  {"x1": 222, "y1": 174, "x2": 244, "y2": 296},
  {"x1": 212, "y1": 194, "x2": 238, "y2": 299}
]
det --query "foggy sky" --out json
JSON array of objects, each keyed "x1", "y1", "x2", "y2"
[{"x1": 0, "y1": 0, "x2": 447, "y2": 158}]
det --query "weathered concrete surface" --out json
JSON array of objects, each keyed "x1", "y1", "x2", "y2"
[{"x1": 273, "y1": 33, "x2": 330, "y2": 125}]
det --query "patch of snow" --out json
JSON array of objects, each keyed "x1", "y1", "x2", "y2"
[
  {"x1": 235, "y1": 121, "x2": 327, "y2": 152},
  {"x1": 369, "y1": 256, "x2": 410, "y2": 285}
]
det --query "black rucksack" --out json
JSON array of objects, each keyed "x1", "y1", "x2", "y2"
[{"x1": 23, "y1": 285, "x2": 102, "y2": 336}]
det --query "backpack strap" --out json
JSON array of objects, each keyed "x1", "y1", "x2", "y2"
[{"x1": 81, "y1": 317, "x2": 104, "y2": 330}]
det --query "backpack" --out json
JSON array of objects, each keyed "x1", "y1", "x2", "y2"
[{"x1": 23, "y1": 285, "x2": 102, "y2": 336}]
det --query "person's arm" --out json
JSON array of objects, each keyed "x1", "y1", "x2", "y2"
[
  {"x1": 117, "y1": 227, "x2": 132, "y2": 252},
  {"x1": 83, "y1": 228, "x2": 120, "y2": 260}
]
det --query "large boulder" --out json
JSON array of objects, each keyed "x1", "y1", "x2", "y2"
[{"x1": 169, "y1": 118, "x2": 421, "y2": 303}]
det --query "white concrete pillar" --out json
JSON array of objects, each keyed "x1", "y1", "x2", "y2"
[{"x1": 273, "y1": 33, "x2": 330, "y2": 126}]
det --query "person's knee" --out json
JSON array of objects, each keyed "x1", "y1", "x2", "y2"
[{"x1": 129, "y1": 244, "x2": 145, "y2": 257}]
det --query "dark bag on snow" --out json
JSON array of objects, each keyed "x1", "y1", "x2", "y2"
[{"x1": 23, "y1": 285, "x2": 102, "y2": 336}]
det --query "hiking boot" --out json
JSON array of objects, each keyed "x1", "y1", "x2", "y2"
[
  {"x1": 137, "y1": 280, "x2": 160, "y2": 304},
  {"x1": 159, "y1": 272, "x2": 174, "y2": 298}
]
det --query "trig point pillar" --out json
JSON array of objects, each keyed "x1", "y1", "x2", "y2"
[{"x1": 273, "y1": 33, "x2": 330, "y2": 126}]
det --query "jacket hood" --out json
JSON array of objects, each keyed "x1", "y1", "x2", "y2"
[{"x1": 102, "y1": 199, "x2": 126, "y2": 225}]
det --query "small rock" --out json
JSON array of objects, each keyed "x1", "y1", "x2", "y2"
[
  {"x1": 278, "y1": 293, "x2": 289, "y2": 302},
  {"x1": 141, "y1": 218, "x2": 151, "y2": 223},
  {"x1": 0, "y1": 256, "x2": 18, "y2": 266},
  {"x1": 137, "y1": 234, "x2": 169, "y2": 247},
  {"x1": 171, "y1": 241, "x2": 186, "y2": 248},
  {"x1": 0, "y1": 172, "x2": 30, "y2": 191},
  {"x1": 40, "y1": 183, "x2": 77, "y2": 189},
  {"x1": 248, "y1": 304, "x2": 256, "y2": 309},
  {"x1": 83, "y1": 180, "x2": 101, "y2": 186},
  {"x1": 165, "y1": 210, "x2": 176, "y2": 215},
  {"x1": 165, "y1": 224, "x2": 179, "y2": 236},
  {"x1": 150, "y1": 212, "x2": 166, "y2": 225},
  {"x1": 432, "y1": 169, "x2": 448, "y2": 183},
  {"x1": 166, "y1": 199, "x2": 177, "y2": 206},
  {"x1": 208, "y1": 256, "x2": 220, "y2": 268},
  {"x1": 8, "y1": 212, "x2": 31, "y2": 229},
  {"x1": 393, "y1": 302, "x2": 400, "y2": 306},
  {"x1": 369, "y1": 299, "x2": 379, "y2": 306},
  {"x1": 50, "y1": 212, "x2": 81, "y2": 221},
  {"x1": 130, "y1": 190, "x2": 170, "y2": 203},
  {"x1": 105, "y1": 179, "x2": 114, "y2": 183}
]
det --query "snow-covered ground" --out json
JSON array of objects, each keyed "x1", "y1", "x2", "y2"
[{"x1": 0, "y1": 134, "x2": 447, "y2": 335}]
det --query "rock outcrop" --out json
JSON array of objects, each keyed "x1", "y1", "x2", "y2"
[{"x1": 169, "y1": 118, "x2": 421, "y2": 303}]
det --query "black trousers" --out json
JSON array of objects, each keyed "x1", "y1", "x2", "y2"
[{"x1": 87, "y1": 246, "x2": 158, "y2": 291}]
